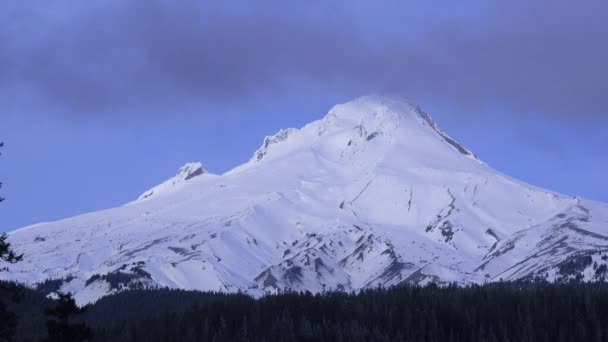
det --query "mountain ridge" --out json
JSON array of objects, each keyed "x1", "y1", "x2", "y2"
[{"x1": 3, "y1": 95, "x2": 608, "y2": 304}]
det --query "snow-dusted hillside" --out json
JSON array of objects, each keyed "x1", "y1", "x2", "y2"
[{"x1": 3, "y1": 96, "x2": 608, "y2": 304}]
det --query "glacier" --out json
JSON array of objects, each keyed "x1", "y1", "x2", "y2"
[{"x1": 3, "y1": 95, "x2": 608, "y2": 304}]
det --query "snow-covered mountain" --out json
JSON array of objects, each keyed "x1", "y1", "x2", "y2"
[{"x1": 3, "y1": 96, "x2": 608, "y2": 304}]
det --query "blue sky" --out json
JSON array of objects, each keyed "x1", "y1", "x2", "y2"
[{"x1": 1, "y1": 1, "x2": 607, "y2": 231}]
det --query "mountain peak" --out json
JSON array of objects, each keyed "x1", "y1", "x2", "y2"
[
  {"x1": 175, "y1": 162, "x2": 206, "y2": 181},
  {"x1": 137, "y1": 162, "x2": 209, "y2": 201},
  {"x1": 320, "y1": 95, "x2": 480, "y2": 163},
  {"x1": 324, "y1": 95, "x2": 421, "y2": 125},
  {"x1": 237, "y1": 95, "x2": 480, "y2": 170}
]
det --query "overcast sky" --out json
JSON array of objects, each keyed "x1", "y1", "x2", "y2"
[{"x1": 1, "y1": 1, "x2": 607, "y2": 231}]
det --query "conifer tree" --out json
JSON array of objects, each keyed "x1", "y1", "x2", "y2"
[
  {"x1": 0, "y1": 143, "x2": 21, "y2": 263},
  {"x1": 0, "y1": 142, "x2": 23, "y2": 341},
  {"x1": 45, "y1": 292, "x2": 92, "y2": 342}
]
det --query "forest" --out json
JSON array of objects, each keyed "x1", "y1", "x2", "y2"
[{"x1": 2, "y1": 280, "x2": 608, "y2": 342}]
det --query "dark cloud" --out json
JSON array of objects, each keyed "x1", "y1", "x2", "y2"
[{"x1": 1, "y1": 0, "x2": 606, "y2": 118}]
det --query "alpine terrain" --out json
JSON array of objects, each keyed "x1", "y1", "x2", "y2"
[{"x1": 3, "y1": 96, "x2": 608, "y2": 304}]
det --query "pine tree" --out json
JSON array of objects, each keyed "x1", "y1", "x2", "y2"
[
  {"x1": 0, "y1": 143, "x2": 21, "y2": 264},
  {"x1": 0, "y1": 142, "x2": 3, "y2": 204},
  {"x1": 0, "y1": 234, "x2": 23, "y2": 265},
  {"x1": 44, "y1": 292, "x2": 92, "y2": 342},
  {"x1": 0, "y1": 141, "x2": 23, "y2": 341}
]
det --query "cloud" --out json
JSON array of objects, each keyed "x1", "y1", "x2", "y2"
[{"x1": 1, "y1": 0, "x2": 606, "y2": 118}]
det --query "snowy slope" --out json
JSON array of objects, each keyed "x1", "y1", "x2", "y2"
[{"x1": 3, "y1": 95, "x2": 608, "y2": 304}]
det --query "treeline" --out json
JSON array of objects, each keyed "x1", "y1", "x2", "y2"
[{"x1": 6, "y1": 281, "x2": 608, "y2": 341}]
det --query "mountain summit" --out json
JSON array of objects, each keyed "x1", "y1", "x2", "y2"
[{"x1": 4, "y1": 96, "x2": 608, "y2": 304}]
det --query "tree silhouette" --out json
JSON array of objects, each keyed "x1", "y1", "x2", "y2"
[
  {"x1": 0, "y1": 143, "x2": 21, "y2": 264},
  {"x1": 45, "y1": 292, "x2": 92, "y2": 342},
  {"x1": 0, "y1": 234, "x2": 23, "y2": 265},
  {"x1": 0, "y1": 141, "x2": 23, "y2": 341},
  {"x1": 0, "y1": 142, "x2": 3, "y2": 204}
]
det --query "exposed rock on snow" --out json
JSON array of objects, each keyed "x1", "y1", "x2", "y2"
[{"x1": 138, "y1": 162, "x2": 210, "y2": 201}]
